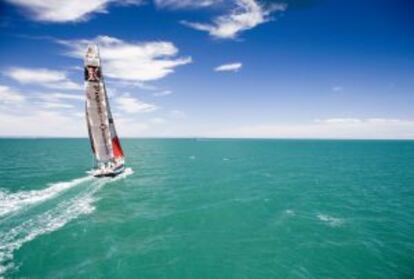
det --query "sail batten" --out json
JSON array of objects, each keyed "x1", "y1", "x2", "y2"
[{"x1": 84, "y1": 44, "x2": 124, "y2": 168}]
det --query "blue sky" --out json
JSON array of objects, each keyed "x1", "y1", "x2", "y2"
[{"x1": 0, "y1": 0, "x2": 413, "y2": 138}]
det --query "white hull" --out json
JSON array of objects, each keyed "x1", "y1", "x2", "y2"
[{"x1": 89, "y1": 164, "x2": 125, "y2": 177}]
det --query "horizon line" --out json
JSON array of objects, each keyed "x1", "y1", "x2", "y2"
[{"x1": 0, "y1": 136, "x2": 413, "y2": 141}]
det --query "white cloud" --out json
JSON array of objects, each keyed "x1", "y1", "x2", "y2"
[
  {"x1": 36, "y1": 92, "x2": 84, "y2": 101},
  {"x1": 5, "y1": 0, "x2": 142, "y2": 22},
  {"x1": 316, "y1": 118, "x2": 361, "y2": 124},
  {"x1": 0, "y1": 110, "x2": 84, "y2": 137},
  {"x1": 0, "y1": 107, "x2": 162, "y2": 137},
  {"x1": 182, "y1": 0, "x2": 287, "y2": 39},
  {"x1": 115, "y1": 95, "x2": 158, "y2": 113},
  {"x1": 61, "y1": 35, "x2": 191, "y2": 81},
  {"x1": 4, "y1": 67, "x2": 82, "y2": 90},
  {"x1": 0, "y1": 89, "x2": 149, "y2": 137},
  {"x1": 37, "y1": 102, "x2": 75, "y2": 109},
  {"x1": 153, "y1": 90, "x2": 173, "y2": 97},
  {"x1": 0, "y1": 84, "x2": 84, "y2": 136},
  {"x1": 0, "y1": 85, "x2": 25, "y2": 104},
  {"x1": 155, "y1": 0, "x2": 221, "y2": 9},
  {"x1": 107, "y1": 80, "x2": 158, "y2": 90},
  {"x1": 0, "y1": 85, "x2": 162, "y2": 137},
  {"x1": 215, "y1": 62, "x2": 242, "y2": 72},
  {"x1": 6, "y1": 68, "x2": 64, "y2": 83},
  {"x1": 115, "y1": 117, "x2": 149, "y2": 136},
  {"x1": 210, "y1": 118, "x2": 414, "y2": 139}
]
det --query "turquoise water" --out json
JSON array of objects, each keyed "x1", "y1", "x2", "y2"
[{"x1": 0, "y1": 139, "x2": 413, "y2": 278}]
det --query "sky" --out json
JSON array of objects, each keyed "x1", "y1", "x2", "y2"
[{"x1": 0, "y1": 0, "x2": 413, "y2": 139}]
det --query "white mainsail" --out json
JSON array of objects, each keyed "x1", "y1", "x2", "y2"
[{"x1": 84, "y1": 44, "x2": 124, "y2": 168}]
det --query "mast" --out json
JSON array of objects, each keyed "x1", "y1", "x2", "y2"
[{"x1": 84, "y1": 44, "x2": 124, "y2": 166}]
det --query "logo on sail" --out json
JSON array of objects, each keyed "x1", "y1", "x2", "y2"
[{"x1": 85, "y1": 66, "x2": 101, "y2": 82}]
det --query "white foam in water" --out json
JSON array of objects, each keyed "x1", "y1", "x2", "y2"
[
  {"x1": 0, "y1": 176, "x2": 93, "y2": 218},
  {"x1": 0, "y1": 186, "x2": 98, "y2": 276},
  {"x1": 0, "y1": 169, "x2": 133, "y2": 277},
  {"x1": 317, "y1": 214, "x2": 344, "y2": 227},
  {"x1": 113, "y1": 167, "x2": 134, "y2": 181},
  {"x1": 285, "y1": 209, "x2": 295, "y2": 216}
]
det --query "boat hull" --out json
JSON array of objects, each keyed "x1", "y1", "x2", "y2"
[{"x1": 92, "y1": 165, "x2": 125, "y2": 178}]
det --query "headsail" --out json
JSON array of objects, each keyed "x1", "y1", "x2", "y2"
[{"x1": 84, "y1": 44, "x2": 124, "y2": 168}]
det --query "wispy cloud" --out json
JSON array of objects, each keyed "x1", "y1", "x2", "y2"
[
  {"x1": 215, "y1": 62, "x2": 242, "y2": 72},
  {"x1": 36, "y1": 92, "x2": 84, "y2": 102},
  {"x1": 4, "y1": 67, "x2": 82, "y2": 90},
  {"x1": 61, "y1": 35, "x2": 191, "y2": 82},
  {"x1": 0, "y1": 110, "x2": 84, "y2": 136},
  {"x1": 107, "y1": 80, "x2": 158, "y2": 90},
  {"x1": 210, "y1": 118, "x2": 414, "y2": 139},
  {"x1": 153, "y1": 90, "x2": 173, "y2": 97},
  {"x1": 154, "y1": 0, "x2": 221, "y2": 9},
  {"x1": 0, "y1": 85, "x2": 25, "y2": 104},
  {"x1": 36, "y1": 102, "x2": 75, "y2": 109},
  {"x1": 0, "y1": 85, "x2": 82, "y2": 136},
  {"x1": 115, "y1": 117, "x2": 149, "y2": 136},
  {"x1": 115, "y1": 95, "x2": 158, "y2": 113},
  {"x1": 4, "y1": 0, "x2": 142, "y2": 22},
  {"x1": 0, "y1": 84, "x2": 159, "y2": 137},
  {"x1": 316, "y1": 118, "x2": 360, "y2": 124},
  {"x1": 0, "y1": 85, "x2": 83, "y2": 114},
  {"x1": 181, "y1": 0, "x2": 287, "y2": 39}
]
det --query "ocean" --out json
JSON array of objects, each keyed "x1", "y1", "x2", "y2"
[{"x1": 0, "y1": 139, "x2": 413, "y2": 278}]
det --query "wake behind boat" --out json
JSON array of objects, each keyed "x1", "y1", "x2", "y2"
[{"x1": 84, "y1": 44, "x2": 125, "y2": 177}]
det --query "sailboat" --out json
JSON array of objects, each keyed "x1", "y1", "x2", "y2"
[{"x1": 84, "y1": 44, "x2": 125, "y2": 177}]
